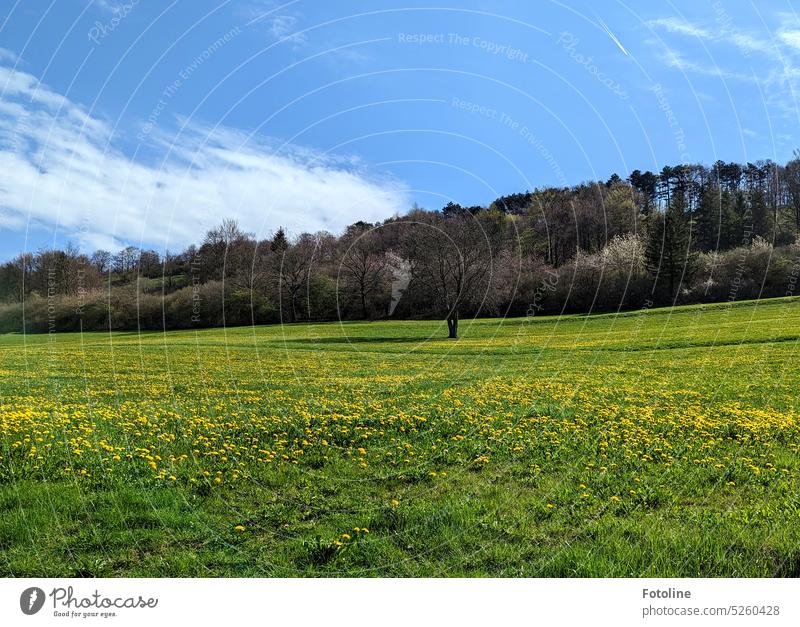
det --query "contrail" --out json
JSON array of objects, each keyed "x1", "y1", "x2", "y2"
[{"x1": 597, "y1": 17, "x2": 630, "y2": 56}]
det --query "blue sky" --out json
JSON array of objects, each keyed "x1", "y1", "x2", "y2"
[{"x1": 1, "y1": 0, "x2": 799, "y2": 257}]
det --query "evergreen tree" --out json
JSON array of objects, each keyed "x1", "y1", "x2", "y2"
[
  {"x1": 270, "y1": 227, "x2": 289, "y2": 253},
  {"x1": 733, "y1": 191, "x2": 751, "y2": 245},
  {"x1": 646, "y1": 192, "x2": 698, "y2": 298},
  {"x1": 749, "y1": 187, "x2": 769, "y2": 240},
  {"x1": 695, "y1": 186, "x2": 741, "y2": 251},
  {"x1": 694, "y1": 185, "x2": 719, "y2": 252},
  {"x1": 629, "y1": 169, "x2": 658, "y2": 215}
]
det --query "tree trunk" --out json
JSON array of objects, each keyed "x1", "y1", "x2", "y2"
[
  {"x1": 361, "y1": 288, "x2": 368, "y2": 320},
  {"x1": 669, "y1": 265, "x2": 675, "y2": 300},
  {"x1": 446, "y1": 314, "x2": 458, "y2": 339},
  {"x1": 795, "y1": 203, "x2": 800, "y2": 234}
]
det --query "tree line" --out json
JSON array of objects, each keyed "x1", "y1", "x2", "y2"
[{"x1": 4, "y1": 156, "x2": 800, "y2": 337}]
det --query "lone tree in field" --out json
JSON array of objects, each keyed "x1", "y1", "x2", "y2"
[
  {"x1": 403, "y1": 209, "x2": 500, "y2": 338},
  {"x1": 645, "y1": 193, "x2": 697, "y2": 298}
]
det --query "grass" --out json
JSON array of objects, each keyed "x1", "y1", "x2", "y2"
[{"x1": 1, "y1": 296, "x2": 800, "y2": 576}]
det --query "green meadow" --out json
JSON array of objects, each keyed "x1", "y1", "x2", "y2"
[{"x1": 1, "y1": 297, "x2": 799, "y2": 576}]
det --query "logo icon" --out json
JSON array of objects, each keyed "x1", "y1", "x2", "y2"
[
  {"x1": 386, "y1": 253, "x2": 411, "y2": 316},
  {"x1": 20, "y1": 587, "x2": 45, "y2": 615}
]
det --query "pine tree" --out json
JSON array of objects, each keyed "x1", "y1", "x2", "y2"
[
  {"x1": 749, "y1": 187, "x2": 769, "y2": 240},
  {"x1": 694, "y1": 185, "x2": 719, "y2": 252},
  {"x1": 270, "y1": 227, "x2": 289, "y2": 253},
  {"x1": 733, "y1": 191, "x2": 751, "y2": 245},
  {"x1": 694, "y1": 185, "x2": 741, "y2": 252},
  {"x1": 646, "y1": 192, "x2": 698, "y2": 298}
]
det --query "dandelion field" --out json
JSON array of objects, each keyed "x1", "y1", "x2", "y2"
[{"x1": 2, "y1": 298, "x2": 800, "y2": 577}]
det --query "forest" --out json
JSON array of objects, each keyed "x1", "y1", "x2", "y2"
[{"x1": 3, "y1": 157, "x2": 800, "y2": 335}]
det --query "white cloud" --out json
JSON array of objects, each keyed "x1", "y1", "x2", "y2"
[
  {"x1": 0, "y1": 48, "x2": 18, "y2": 64},
  {"x1": 647, "y1": 17, "x2": 711, "y2": 39},
  {"x1": 647, "y1": 15, "x2": 775, "y2": 58},
  {"x1": 646, "y1": 12, "x2": 800, "y2": 118},
  {"x1": 728, "y1": 32, "x2": 772, "y2": 56},
  {"x1": 265, "y1": 13, "x2": 308, "y2": 46},
  {"x1": 779, "y1": 29, "x2": 800, "y2": 52},
  {"x1": 0, "y1": 64, "x2": 409, "y2": 253},
  {"x1": 659, "y1": 48, "x2": 753, "y2": 82},
  {"x1": 92, "y1": 0, "x2": 129, "y2": 13},
  {"x1": 239, "y1": 1, "x2": 308, "y2": 48}
]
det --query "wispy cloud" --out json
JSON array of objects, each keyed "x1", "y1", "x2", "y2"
[
  {"x1": 237, "y1": 1, "x2": 381, "y2": 66},
  {"x1": 727, "y1": 31, "x2": 772, "y2": 56},
  {"x1": 0, "y1": 48, "x2": 19, "y2": 64},
  {"x1": 647, "y1": 17, "x2": 711, "y2": 39},
  {"x1": 265, "y1": 13, "x2": 307, "y2": 46},
  {"x1": 779, "y1": 29, "x2": 800, "y2": 52},
  {"x1": 646, "y1": 15, "x2": 774, "y2": 59},
  {"x1": 239, "y1": 1, "x2": 308, "y2": 48},
  {"x1": 658, "y1": 47, "x2": 753, "y2": 82},
  {"x1": 93, "y1": 0, "x2": 123, "y2": 13},
  {"x1": 646, "y1": 12, "x2": 800, "y2": 118},
  {"x1": 0, "y1": 63, "x2": 408, "y2": 252}
]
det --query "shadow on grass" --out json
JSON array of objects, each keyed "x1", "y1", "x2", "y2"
[{"x1": 287, "y1": 336, "x2": 431, "y2": 345}]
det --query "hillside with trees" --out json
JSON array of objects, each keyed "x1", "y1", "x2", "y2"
[{"x1": 3, "y1": 157, "x2": 800, "y2": 336}]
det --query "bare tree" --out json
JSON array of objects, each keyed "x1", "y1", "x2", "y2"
[
  {"x1": 199, "y1": 218, "x2": 254, "y2": 283},
  {"x1": 113, "y1": 246, "x2": 140, "y2": 277},
  {"x1": 205, "y1": 218, "x2": 247, "y2": 247},
  {"x1": 404, "y1": 211, "x2": 501, "y2": 338},
  {"x1": 277, "y1": 233, "x2": 318, "y2": 322},
  {"x1": 91, "y1": 250, "x2": 112, "y2": 274},
  {"x1": 138, "y1": 250, "x2": 161, "y2": 278},
  {"x1": 338, "y1": 223, "x2": 387, "y2": 319}
]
